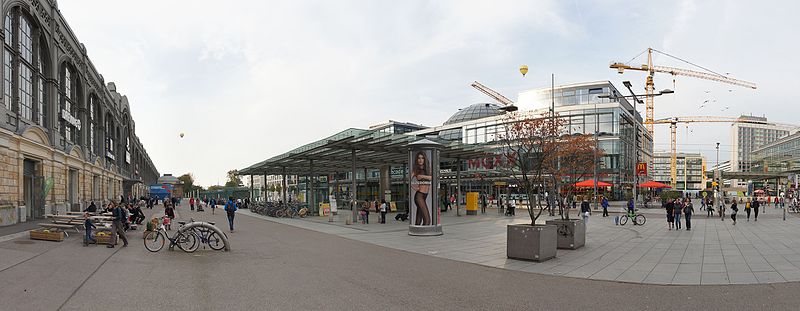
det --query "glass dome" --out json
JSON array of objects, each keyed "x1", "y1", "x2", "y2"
[{"x1": 439, "y1": 103, "x2": 503, "y2": 141}]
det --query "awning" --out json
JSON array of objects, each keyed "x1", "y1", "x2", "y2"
[
  {"x1": 638, "y1": 181, "x2": 671, "y2": 188},
  {"x1": 574, "y1": 179, "x2": 612, "y2": 187}
]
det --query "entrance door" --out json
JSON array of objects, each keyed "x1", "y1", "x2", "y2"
[
  {"x1": 33, "y1": 176, "x2": 44, "y2": 219},
  {"x1": 68, "y1": 169, "x2": 78, "y2": 212}
]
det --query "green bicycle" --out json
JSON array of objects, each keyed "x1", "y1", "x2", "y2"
[{"x1": 619, "y1": 210, "x2": 646, "y2": 226}]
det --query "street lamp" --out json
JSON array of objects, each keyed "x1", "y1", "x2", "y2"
[
  {"x1": 520, "y1": 65, "x2": 557, "y2": 212},
  {"x1": 599, "y1": 83, "x2": 673, "y2": 209}
]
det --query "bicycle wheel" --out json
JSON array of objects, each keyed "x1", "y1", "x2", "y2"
[
  {"x1": 299, "y1": 208, "x2": 308, "y2": 218},
  {"x1": 619, "y1": 215, "x2": 628, "y2": 226},
  {"x1": 207, "y1": 232, "x2": 226, "y2": 251},
  {"x1": 634, "y1": 214, "x2": 646, "y2": 225},
  {"x1": 276, "y1": 210, "x2": 285, "y2": 218},
  {"x1": 144, "y1": 231, "x2": 165, "y2": 252},
  {"x1": 176, "y1": 231, "x2": 199, "y2": 253}
]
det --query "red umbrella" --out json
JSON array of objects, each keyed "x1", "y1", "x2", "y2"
[
  {"x1": 574, "y1": 179, "x2": 612, "y2": 187},
  {"x1": 638, "y1": 181, "x2": 671, "y2": 188}
]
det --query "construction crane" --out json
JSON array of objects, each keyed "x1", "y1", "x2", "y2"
[
  {"x1": 471, "y1": 81, "x2": 518, "y2": 112},
  {"x1": 651, "y1": 116, "x2": 770, "y2": 188},
  {"x1": 611, "y1": 48, "x2": 757, "y2": 135}
]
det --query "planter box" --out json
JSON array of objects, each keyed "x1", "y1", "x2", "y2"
[
  {"x1": 30, "y1": 229, "x2": 65, "y2": 242},
  {"x1": 507, "y1": 224, "x2": 557, "y2": 262},
  {"x1": 93, "y1": 231, "x2": 117, "y2": 245},
  {"x1": 546, "y1": 219, "x2": 585, "y2": 250}
]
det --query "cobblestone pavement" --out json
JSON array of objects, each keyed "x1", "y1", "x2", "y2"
[
  {"x1": 253, "y1": 205, "x2": 800, "y2": 285},
  {"x1": 2, "y1": 204, "x2": 800, "y2": 310}
]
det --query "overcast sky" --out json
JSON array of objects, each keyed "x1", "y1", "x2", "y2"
[{"x1": 58, "y1": 0, "x2": 798, "y2": 187}]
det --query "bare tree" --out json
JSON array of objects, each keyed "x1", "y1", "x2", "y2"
[{"x1": 499, "y1": 111, "x2": 601, "y2": 224}]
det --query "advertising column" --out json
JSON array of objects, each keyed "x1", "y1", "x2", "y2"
[{"x1": 408, "y1": 139, "x2": 443, "y2": 236}]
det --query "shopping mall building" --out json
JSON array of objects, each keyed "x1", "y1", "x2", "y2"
[
  {"x1": 244, "y1": 80, "x2": 653, "y2": 209},
  {"x1": 0, "y1": 0, "x2": 159, "y2": 226}
]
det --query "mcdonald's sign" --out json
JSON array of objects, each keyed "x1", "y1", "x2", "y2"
[{"x1": 636, "y1": 162, "x2": 647, "y2": 176}]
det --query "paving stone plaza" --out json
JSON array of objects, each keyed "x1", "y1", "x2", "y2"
[{"x1": 250, "y1": 206, "x2": 800, "y2": 285}]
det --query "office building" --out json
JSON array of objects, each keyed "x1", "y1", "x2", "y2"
[
  {"x1": 652, "y1": 152, "x2": 707, "y2": 192},
  {"x1": 730, "y1": 115, "x2": 797, "y2": 187}
]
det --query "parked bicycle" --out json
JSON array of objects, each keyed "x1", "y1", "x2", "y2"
[
  {"x1": 181, "y1": 219, "x2": 226, "y2": 251},
  {"x1": 143, "y1": 223, "x2": 199, "y2": 253}
]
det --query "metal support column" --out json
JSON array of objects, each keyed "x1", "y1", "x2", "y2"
[
  {"x1": 249, "y1": 175, "x2": 254, "y2": 201},
  {"x1": 352, "y1": 149, "x2": 358, "y2": 223},
  {"x1": 282, "y1": 167, "x2": 287, "y2": 205},
  {"x1": 310, "y1": 160, "x2": 315, "y2": 215},
  {"x1": 456, "y1": 159, "x2": 461, "y2": 216}
]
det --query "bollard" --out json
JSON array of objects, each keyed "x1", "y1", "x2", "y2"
[{"x1": 178, "y1": 222, "x2": 231, "y2": 251}]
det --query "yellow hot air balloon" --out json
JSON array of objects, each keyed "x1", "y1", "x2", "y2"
[{"x1": 519, "y1": 65, "x2": 529, "y2": 77}]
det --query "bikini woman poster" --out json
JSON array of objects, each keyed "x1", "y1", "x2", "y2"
[{"x1": 410, "y1": 149, "x2": 439, "y2": 226}]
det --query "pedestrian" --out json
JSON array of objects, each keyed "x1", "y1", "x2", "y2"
[
  {"x1": 225, "y1": 196, "x2": 237, "y2": 232},
  {"x1": 190, "y1": 197, "x2": 195, "y2": 211},
  {"x1": 601, "y1": 196, "x2": 609, "y2": 217},
  {"x1": 753, "y1": 198, "x2": 760, "y2": 221},
  {"x1": 684, "y1": 200, "x2": 694, "y2": 231},
  {"x1": 165, "y1": 202, "x2": 175, "y2": 220},
  {"x1": 745, "y1": 198, "x2": 752, "y2": 221},
  {"x1": 363, "y1": 202, "x2": 370, "y2": 224},
  {"x1": 83, "y1": 212, "x2": 96, "y2": 246},
  {"x1": 666, "y1": 199, "x2": 675, "y2": 230},
  {"x1": 211, "y1": 198, "x2": 217, "y2": 215},
  {"x1": 718, "y1": 200, "x2": 726, "y2": 221},
  {"x1": 731, "y1": 200, "x2": 738, "y2": 225},
  {"x1": 108, "y1": 202, "x2": 128, "y2": 248},
  {"x1": 481, "y1": 193, "x2": 487, "y2": 214},
  {"x1": 580, "y1": 199, "x2": 591, "y2": 227},
  {"x1": 673, "y1": 199, "x2": 683, "y2": 230},
  {"x1": 449, "y1": 194, "x2": 456, "y2": 211},
  {"x1": 380, "y1": 200, "x2": 387, "y2": 224},
  {"x1": 84, "y1": 201, "x2": 97, "y2": 214},
  {"x1": 162, "y1": 215, "x2": 171, "y2": 231}
]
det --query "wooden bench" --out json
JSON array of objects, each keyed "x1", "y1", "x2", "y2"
[{"x1": 38, "y1": 223, "x2": 77, "y2": 237}]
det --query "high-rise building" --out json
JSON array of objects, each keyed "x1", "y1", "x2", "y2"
[
  {"x1": 652, "y1": 152, "x2": 707, "y2": 192},
  {"x1": 730, "y1": 115, "x2": 797, "y2": 187}
]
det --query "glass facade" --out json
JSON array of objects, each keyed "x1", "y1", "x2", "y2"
[{"x1": 752, "y1": 132, "x2": 800, "y2": 173}]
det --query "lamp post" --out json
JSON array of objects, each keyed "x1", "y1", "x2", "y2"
[
  {"x1": 519, "y1": 65, "x2": 556, "y2": 212},
  {"x1": 715, "y1": 142, "x2": 720, "y2": 210},
  {"x1": 599, "y1": 84, "x2": 673, "y2": 208}
]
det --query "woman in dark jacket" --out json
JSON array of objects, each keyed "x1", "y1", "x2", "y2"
[{"x1": 666, "y1": 200, "x2": 675, "y2": 230}]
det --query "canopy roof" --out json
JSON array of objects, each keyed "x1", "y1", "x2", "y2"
[{"x1": 239, "y1": 128, "x2": 491, "y2": 176}]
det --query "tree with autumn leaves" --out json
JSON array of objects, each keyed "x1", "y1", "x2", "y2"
[{"x1": 499, "y1": 111, "x2": 602, "y2": 225}]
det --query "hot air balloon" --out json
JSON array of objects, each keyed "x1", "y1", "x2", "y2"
[{"x1": 180, "y1": 133, "x2": 184, "y2": 138}]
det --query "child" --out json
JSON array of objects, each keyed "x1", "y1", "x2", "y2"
[
  {"x1": 83, "y1": 212, "x2": 96, "y2": 246},
  {"x1": 162, "y1": 215, "x2": 171, "y2": 231}
]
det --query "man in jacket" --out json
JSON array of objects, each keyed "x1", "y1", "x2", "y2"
[
  {"x1": 108, "y1": 203, "x2": 128, "y2": 248},
  {"x1": 581, "y1": 199, "x2": 591, "y2": 227},
  {"x1": 225, "y1": 196, "x2": 237, "y2": 232}
]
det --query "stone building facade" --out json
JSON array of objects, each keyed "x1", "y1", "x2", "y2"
[{"x1": 0, "y1": 0, "x2": 158, "y2": 226}]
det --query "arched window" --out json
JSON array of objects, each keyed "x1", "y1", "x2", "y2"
[
  {"x1": 4, "y1": 8, "x2": 46, "y2": 125},
  {"x1": 60, "y1": 63, "x2": 79, "y2": 143}
]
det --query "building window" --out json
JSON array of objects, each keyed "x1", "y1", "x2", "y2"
[
  {"x1": 4, "y1": 9, "x2": 46, "y2": 124},
  {"x1": 60, "y1": 65, "x2": 79, "y2": 143},
  {"x1": 88, "y1": 96, "x2": 95, "y2": 154}
]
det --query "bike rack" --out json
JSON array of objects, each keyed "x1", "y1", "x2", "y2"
[{"x1": 178, "y1": 222, "x2": 231, "y2": 251}]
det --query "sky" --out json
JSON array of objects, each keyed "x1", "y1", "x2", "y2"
[{"x1": 57, "y1": 0, "x2": 799, "y2": 187}]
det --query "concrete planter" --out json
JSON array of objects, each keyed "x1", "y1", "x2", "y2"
[
  {"x1": 506, "y1": 223, "x2": 557, "y2": 262},
  {"x1": 545, "y1": 219, "x2": 585, "y2": 250}
]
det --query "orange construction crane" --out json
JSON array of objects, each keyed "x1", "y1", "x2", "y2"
[
  {"x1": 651, "y1": 116, "x2": 773, "y2": 188},
  {"x1": 611, "y1": 48, "x2": 757, "y2": 135}
]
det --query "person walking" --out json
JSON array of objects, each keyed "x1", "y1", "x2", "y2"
[
  {"x1": 666, "y1": 199, "x2": 675, "y2": 230},
  {"x1": 225, "y1": 196, "x2": 237, "y2": 232},
  {"x1": 580, "y1": 199, "x2": 591, "y2": 227},
  {"x1": 379, "y1": 200, "x2": 387, "y2": 224},
  {"x1": 83, "y1": 212, "x2": 97, "y2": 246},
  {"x1": 108, "y1": 203, "x2": 128, "y2": 248},
  {"x1": 684, "y1": 200, "x2": 694, "y2": 231},
  {"x1": 189, "y1": 197, "x2": 195, "y2": 211},
  {"x1": 211, "y1": 198, "x2": 217, "y2": 215},
  {"x1": 481, "y1": 193, "x2": 487, "y2": 214},
  {"x1": 745, "y1": 198, "x2": 752, "y2": 221},
  {"x1": 753, "y1": 198, "x2": 760, "y2": 221},
  {"x1": 731, "y1": 200, "x2": 739, "y2": 225},
  {"x1": 601, "y1": 196, "x2": 609, "y2": 217},
  {"x1": 673, "y1": 199, "x2": 683, "y2": 230}
]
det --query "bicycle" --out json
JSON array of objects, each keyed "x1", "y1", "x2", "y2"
[
  {"x1": 181, "y1": 219, "x2": 226, "y2": 251},
  {"x1": 619, "y1": 209, "x2": 646, "y2": 226},
  {"x1": 143, "y1": 223, "x2": 199, "y2": 253}
]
